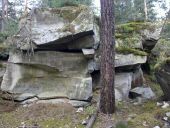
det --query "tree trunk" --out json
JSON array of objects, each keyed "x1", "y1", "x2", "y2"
[
  {"x1": 144, "y1": 0, "x2": 148, "y2": 21},
  {"x1": 100, "y1": 0, "x2": 115, "y2": 114},
  {"x1": 1, "y1": 0, "x2": 8, "y2": 32}
]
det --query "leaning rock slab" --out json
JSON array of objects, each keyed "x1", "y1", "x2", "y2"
[
  {"x1": 155, "y1": 59, "x2": 170, "y2": 100},
  {"x1": 130, "y1": 87, "x2": 155, "y2": 99}
]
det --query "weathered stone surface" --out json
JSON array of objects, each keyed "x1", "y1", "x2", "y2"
[
  {"x1": 115, "y1": 73, "x2": 133, "y2": 101},
  {"x1": 152, "y1": 39, "x2": 170, "y2": 57},
  {"x1": 131, "y1": 68, "x2": 144, "y2": 88},
  {"x1": 8, "y1": 51, "x2": 89, "y2": 77},
  {"x1": 10, "y1": 5, "x2": 99, "y2": 50},
  {"x1": 1, "y1": 50, "x2": 93, "y2": 101},
  {"x1": 141, "y1": 27, "x2": 162, "y2": 41},
  {"x1": 130, "y1": 87, "x2": 155, "y2": 99},
  {"x1": 115, "y1": 54, "x2": 147, "y2": 67},
  {"x1": 155, "y1": 60, "x2": 170, "y2": 100},
  {"x1": 141, "y1": 26, "x2": 162, "y2": 51},
  {"x1": 1, "y1": 63, "x2": 92, "y2": 101},
  {"x1": 89, "y1": 53, "x2": 147, "y2": 72},
  {"x1": 116, "y1": 37, "x2": 143, "y2": 50}
]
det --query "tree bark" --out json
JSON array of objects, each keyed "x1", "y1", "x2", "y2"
[{"x1": 100, "y1": 0, "x2": 115, "y2": 114}]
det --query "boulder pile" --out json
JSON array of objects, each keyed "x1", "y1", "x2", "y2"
[{"x1": 0, "y1": 5, "x2": 161, "y2": 106}]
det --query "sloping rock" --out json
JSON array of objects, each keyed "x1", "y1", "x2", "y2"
[
  {"x1": 141, "y1": 26, "x2": 162, "y2": 41},
  {"x1": 152, "y1": 39, "x2": 170, "y2": 57},
  {"x1": 155, "y1": 59, "x2": 170, "y2": 100},
  {"x1": 9, "y1": 5, "x2": 99, "y2": 50},
  {"x1": 130, "y1": 87, "x2": 155, "y2": 99},
  {"x1": 141, "y1": 26, "x2": 162, "y2": 51}
]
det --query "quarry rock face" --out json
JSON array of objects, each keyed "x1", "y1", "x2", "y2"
[
  {"x1": 1, "y1": 5, "x2": 158, "y2": 105},
  {"x1": 2, "y1": 5, "x2": 98, "y2": 102}
]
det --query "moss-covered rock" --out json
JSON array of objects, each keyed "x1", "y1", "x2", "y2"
[
  {"x1": 116, "y1": 47, "x2": 147, "y2": 56},
  {"x1": 152, "y1": 39, "x2": 170, "y2": 57},
  {"x1": 155, "y1": 58, "x2": 170, "y2": 100}
]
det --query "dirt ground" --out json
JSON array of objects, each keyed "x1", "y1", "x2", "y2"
[{"x1": 0, "y1": 75, "x2": 169, "y2": 128}]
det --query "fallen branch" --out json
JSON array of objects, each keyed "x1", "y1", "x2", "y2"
[{"x1": 86, "y1": 94, "x2": 100, "y2": 128}]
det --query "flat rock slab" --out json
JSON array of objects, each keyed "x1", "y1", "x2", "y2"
[
  {"x1": 8, "y1": 51, "x2": 90, "y2": 77},
  {"x1": 91, "y1": 53, "x2": 147, "y2": 71},
  {"x1": 1, "y1": 63, "x2": 92, "y2": 101},
  {"x1": 115, "y1": 54, "x2": 147, "y2": 67}
]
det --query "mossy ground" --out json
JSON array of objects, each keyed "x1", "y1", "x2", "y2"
[{"x1": 0, "y1": 76, "x2": 166, "y2": 128}]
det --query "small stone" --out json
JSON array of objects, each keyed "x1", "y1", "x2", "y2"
[
  {"x1": 142, "y1": 121, "x2": 148, "y2": 127},
  {"x1": 162, "y1": 102, "x2": 169, "y2": 109},
  {"x1": 76, "y1": 107, "x2": 84, "y2": 113},
  {"x1": 165, "y1": 112, "x2": 170, "y2": 117},
  {"x1": 133, "y1": 102, "x2": 139, "y2": 105},
  {"x1": 157, "y1": 102, "x2": 163, "y2": 106},
  {"x1": 82, "y1": 120, "x2": 87, "y2": 125},
  {"x1": 163, "y1": 117, "x2": 168, "y2": 121},
  {"x1": 153, "y1": 126, "x2": 160, "y2": 128}
]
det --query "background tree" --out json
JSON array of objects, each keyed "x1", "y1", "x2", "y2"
[{"x1": 100, "y1": 0, "x2": 115, "y2": 114}]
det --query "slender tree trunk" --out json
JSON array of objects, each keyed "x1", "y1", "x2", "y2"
[
  {"x1": 1, "y1": 0, "x2": 8, "y2": 32},
  {"x1": 144, "y1": 0, "x2": 148, "y2": 21},
  {"x1": 100, "y1": 0, "x2": 115, "y2": 114}
]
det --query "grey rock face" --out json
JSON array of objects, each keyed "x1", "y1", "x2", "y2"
[
  {"x1": 1, "y1": 52, "x2": 93, "y2": 101},
  {"x1": 130, "y1": 87, "x2": 155, "y2": 99},
  {"x1": 155, "y1": 60, "x2": 170, "y2": 100},
  {"x1": 115, "y1": 73, "x2": 133, "y2": 101},
  {"x1": 9, "y1": 5, "x2": 99, "y2": 51}
]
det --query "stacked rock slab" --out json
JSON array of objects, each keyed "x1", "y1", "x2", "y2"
[
  {"x1": 1, "y1": 5, "x2": 99, "y2": 103},
  {"x1": 2, "y1": 5, "x2": 156, "y2": 104}
]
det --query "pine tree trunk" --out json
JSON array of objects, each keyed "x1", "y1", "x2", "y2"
[{"x1": 100, "y1": 0, "x2": 115, "y2": 114}]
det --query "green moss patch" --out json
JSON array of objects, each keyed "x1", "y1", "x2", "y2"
[
  {"x1": 116, "y1": 47, "x2": 147, "y2": 56},
  {"x1": 116, "y1": 22, "x2": 155, "y2": 34}
]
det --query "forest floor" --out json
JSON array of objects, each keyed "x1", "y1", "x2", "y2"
[{"x1": 0, "y1": 75, "x2": 170, "y2": 128}]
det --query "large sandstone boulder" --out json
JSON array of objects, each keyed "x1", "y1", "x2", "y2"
[
  {"x1": 8, "y1": 5, "x2": 99, "y2": 51},
  {"x1": 1, "y1": 51, "x2": 92, "y2": 101}
]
